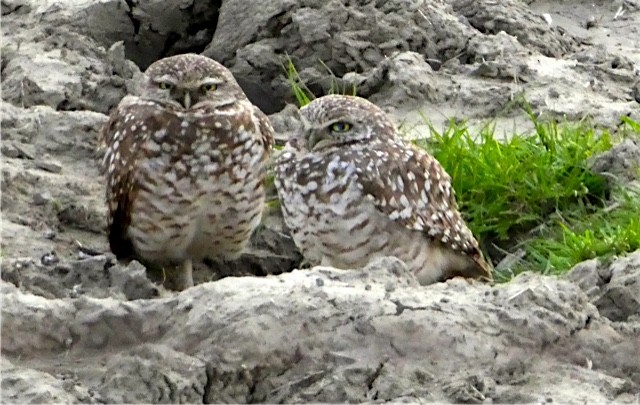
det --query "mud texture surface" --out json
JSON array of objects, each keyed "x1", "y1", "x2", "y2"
[
  {"x1": 1, "y1": 0, "x2": 640, "y2": 403},
  {"x1": 2, "y1": 257, "x2": 640, "y2": 403}
]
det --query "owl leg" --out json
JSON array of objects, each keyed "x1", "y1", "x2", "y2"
[
  {"x1": 160, "y1": 259, "x2": 194, "y2": 291},
  {"x1": 176, "y1": 258, "x2": 194, "y2": 290}
]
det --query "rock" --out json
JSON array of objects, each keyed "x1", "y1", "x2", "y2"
[
  {"x1": 98, "y1": 345, "x2": 207, "y2": 404},
  {"x1": 594, "y1": 252, "x2": 640, "y2": 322},
  {"x1": 442, "y1": 374, "x2": 496, "y2": 403},
  {"x1": 204, "y1": 0, "x2": 576, "y2": 110},
  {"x1": 1, "y1": 358, "x2": 97, "y2": 403},
  {"x1": 1, "y1": 103, "x2": 107, "y2": 162},
  {"x1": 35, "y1": 159, "x2": 63, "y2": 174},
  {"x1": 107, "y1": 260, "x2": 160, "y2": 301},
  {"x1": 590, "y1": 137, "x2": 640, "y2": 185},
  {"x1": 4, "y1": 141, "x2": 36, "y2": 160},
  {"x1": 633, "y1": 80, "x2": 640, "y2": 104},
  {"x1": 565, "y1": 257, "x2": 607, "y2": 299},
  {"x1": 3, "y1": 258, "x2": 640, "y2": 403},
  {"x1": 56, "y1": 201, "x2": 105, "y2": 234},
  {"x1": 2, "y1": 23, "x2": 138, "y2": 113},
  {"x1": 30, "y1": 0, "x2": 219, "y2": 71},
  {"x1": 40, "y1": 251, "x2": 60, "y2": 266},
  {"x1": 466, "y1": 31, "x2": 528, "y2": 64},
  {"x1": 0, "y1": 143, "x2": 20, "y2": 159},
  {"x1": 352, "y1": 52, "x2": 445, "y2": 108},
  {"x1": 205, "y1": 0, "x2": 480, "y2": 108},
  {"x1": 449, "y1": 0, "x2": 576, "y2": 58},
  {"x1": 566, "y1": 250, "x2": 640, "y2": 323},
  {"x1": 267, "y1": 103, "x2": 303, "y2": 146},
  {"x1": 0, "y1": 255, "x2": 158, "y2": 300},
  {"x1": 32, "y1": 191, "x2": 52, "y2": 206}
]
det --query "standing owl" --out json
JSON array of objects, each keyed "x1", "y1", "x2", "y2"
[
  {"x1": 274, "y1": 95, "x2": 492, "y2": 285},
  {"x1": 100, "y1": 53, "x2": 274, "y2": 290}
]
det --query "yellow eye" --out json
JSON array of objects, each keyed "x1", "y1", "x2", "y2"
[
  {"x1": 330, "y1": 122, "x2": 352, "y2": 133},
  {"x1": 158, "y1": 82, "x2": 172, "y2": 90},
  {"x1": 201, "y1": 83, "x2": 217, "y2": 92}
]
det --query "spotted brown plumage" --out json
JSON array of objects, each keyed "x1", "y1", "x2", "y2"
[
  {"x1": 274, "y1": 95, "x2": 492, "y2": 285},
  {"x1": 100, "y1": 53, "x2": 274, "y2": 290}
]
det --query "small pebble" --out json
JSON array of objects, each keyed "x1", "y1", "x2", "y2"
[
  {"x1": 35, "y1": 160, "x2": 63, "y2": 173},
  {"x1": 70, "y1": 284, "x2": 84, "y2": 299},
  {"x1": 55, "y1": 264, "x2": 71, "y2": 275},
  {"x1": 12, "y1": 142, "x2": 36, "y2": 159},
  {"x1": 633, "y1": 81, "x2": 640, "y2": 104},
  {"x1": 43, "y1": 229, "x2": 57, "y2": 240},
  {"x1": 586, "y1": 16, "x2": 597, "y2": 29},
  {"x1": 41, "y1": 251, "x2": 60, "y2": 266},
  {"x1": 1, "y1": 144, "x2": 20, "y2": 158},
  {"x1": 33, "y1": 191, "x2": 52, "y2": 205}
]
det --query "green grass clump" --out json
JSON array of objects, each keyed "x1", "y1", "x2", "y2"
[
  {"x1": 414, "y1": 113, "x2": 613, "y2": 243},
  {"x1": 521, "y1": 190, "x2": 640, "y2": 276},
  {"x1": 414, "y1": 114, "x2": 640, "y2": 279},
  {"x1": 286, "y1": 59, "x2": 314, "y2": 107},
  {"x1": 284, "y1": 56, "x2": 357, "y2": 107}
]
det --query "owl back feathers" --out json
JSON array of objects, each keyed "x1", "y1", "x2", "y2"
[{"x1": 354, "y1": 142, "x2": 493, "y2": 281}]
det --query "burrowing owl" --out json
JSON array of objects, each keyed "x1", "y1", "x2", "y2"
[
  {"x1": 100, "y1": 53, "x2": 274, "y2": 290},
  {"x1": 275, "y1": 95, "x2": 492, "y2": 285}
]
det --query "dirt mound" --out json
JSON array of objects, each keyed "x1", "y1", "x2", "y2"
[{"x1": 2, "y1": 256, "x2": 640, "y2": 403}]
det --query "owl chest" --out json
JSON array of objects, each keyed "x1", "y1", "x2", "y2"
[
  {"x1": 141, "y1": 133, "x2": 264, "y2": 186},
  {"x1": 283, "y1": 172, "x2": 376, "y2": 242},
  {"x1": 135, "y1": 139, "x2": 265, "y2": 228}
]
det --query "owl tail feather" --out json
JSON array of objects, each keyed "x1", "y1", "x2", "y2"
[
  {"x1": 443, "y1": 252, "x2": 494, "y2": 284},
  {"x1": 472, "y1": 254, "x2": 494, "y2": 283},
  {"x1": 108, "y1": 200, "x2": 136, "y2": 262}
]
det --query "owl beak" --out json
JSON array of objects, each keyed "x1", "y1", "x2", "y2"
[{"x1": 182, "y1": 92, "x2": 192, "y2": 109}]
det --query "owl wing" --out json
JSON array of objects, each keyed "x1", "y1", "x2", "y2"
[
  {"x1": 100, "y1": 96, "x2": 149, "y2": 260},
  {"x1": 253, "y1": 105, "x2": 275, "y2": 155},
  {"x1": 355, "y1": 142, "x2": 492, "y2": 276}
]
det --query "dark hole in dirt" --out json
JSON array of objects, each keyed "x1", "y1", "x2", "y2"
[
  {"x1": 56, "y1": 99, "x2": 73, "y2": 111},
  {"x1": 202, "y1": 252, "x2": 298, "y2": 283},
  {"x1": 611, "y1": 58, "x2": 621, "y2": 69},
  {"x1": 116, "y1": 0, "x2": 286, "y2": 114},
  {"x1": 121, "y1": 0, "x2": 221, "y2": 71}
]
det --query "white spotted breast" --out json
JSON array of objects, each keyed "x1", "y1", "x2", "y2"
[
  {"x1": 275, "y1": 145, "x2": 394, "y2": 267},
  {"x1": 104, "y1": 97, "x2": 270, "y2": 262}
]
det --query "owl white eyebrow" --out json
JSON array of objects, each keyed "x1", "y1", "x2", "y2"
[
  {"x1": 153, "y1": 75, "x2": 177, "y2": 84},
  {"x1": 327, "y1": 119, "x2": 354, "y2": 127},
  {"x1": 198, "y1": 78, "x2": 225, "y2": 86}
]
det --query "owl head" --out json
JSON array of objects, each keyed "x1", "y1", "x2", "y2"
[
  {"x1": 294, "y1": 95, "x2": 396, "y2": 152},
  {"x1": 140, "y1": 53, "x2": 246, "y2": 110}
]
